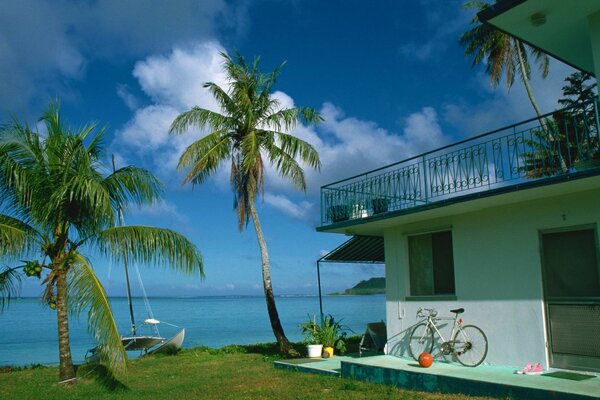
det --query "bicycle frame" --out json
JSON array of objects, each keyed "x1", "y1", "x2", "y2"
[
  {"x1": 410, "y1": 307, "x2": 488, "y2": 366},
  {"x1": 418, "y1": 309, "x2": 466, "y2": 354}
]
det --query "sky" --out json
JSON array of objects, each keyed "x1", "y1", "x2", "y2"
[{"x1": 1, "y1": 0, "x2": 577, "y2": 297}]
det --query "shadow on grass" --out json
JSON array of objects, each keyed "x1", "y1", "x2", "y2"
[{"x1": 76, "y1": 364, "x2": 128, "y2": 392}]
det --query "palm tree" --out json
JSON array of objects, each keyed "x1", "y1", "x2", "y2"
[
  {"x1": 0, "y1": 102, "x2": 204, "y2": 384},
  {"x1": 169, "y1": 53, "x2": 322, "y2": 355},
  {"x1": 459, "y1": 1, "x2": 550, "y2": 119}
]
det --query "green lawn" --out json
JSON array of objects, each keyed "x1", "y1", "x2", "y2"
[{"x1": 0, "y1": 344, "x2": 498, "y2": 400}]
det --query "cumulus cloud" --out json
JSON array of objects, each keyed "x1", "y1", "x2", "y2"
[
  {"x1": 113, "y1": 41, "x2": 453, "y2": 223},
  {"x1": 0, "y1": 0, "x2": 242, "y2": 114},
  {"x1": 263, "y1": 193, "x2": 315, "y2": 221}
]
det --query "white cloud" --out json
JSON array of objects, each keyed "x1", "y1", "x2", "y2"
[
  {"x1": 263, "y1": 193, "x2": 315, "y2": 221},
  {"x1": 113, "y1": 41, "x2": 454, "y2": 224},
  {"x1": 116, "y1": 84, "x2": 140, "y2": 111},
  {"x1": 225, "y1": 283, "x2": 235, "y2": 290},
  {"x1": 132, "y1": 42, "x2": 228, "y2": 111}
]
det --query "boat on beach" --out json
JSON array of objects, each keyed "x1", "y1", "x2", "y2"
[{"x1": 86, "y1": 157, "x2": 185, "y2": 362}]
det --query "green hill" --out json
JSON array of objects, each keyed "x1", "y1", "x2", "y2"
[{"x1": 330, "y1": 277, "x2": 385, "y2": 295}]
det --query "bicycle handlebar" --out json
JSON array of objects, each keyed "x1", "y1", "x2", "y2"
[{"x1": 416, "y1": 307, "x2": 438, "y2": 318}]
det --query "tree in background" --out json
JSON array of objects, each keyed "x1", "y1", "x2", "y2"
[
  {"x1": 524, "y1": 72, "x2": 599, "y2": 177},
  {"x1": 170, "y1": 53, "x2": 322, "y2": 356},
  {"x1": 459, "y1": 1, "x2": 549, "y2": 119},
  {"x1": 0, "y1": 102, "x2": 204, "y2": 383}
]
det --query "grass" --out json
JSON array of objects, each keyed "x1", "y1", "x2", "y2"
[{"x1": 0, "y1": 342, "x2": 498, "y2": 400}]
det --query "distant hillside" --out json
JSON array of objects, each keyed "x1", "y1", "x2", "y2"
[{"x1": 329, "y1": 277, "x2": 385, "y2": 295}]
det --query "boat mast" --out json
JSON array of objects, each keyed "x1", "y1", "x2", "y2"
[{"x1": 112, "y1": 155, "x2": 137, "y2": 336}]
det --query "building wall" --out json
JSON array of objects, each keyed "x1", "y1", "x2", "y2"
[{"x1": 384, "y1": 187, "x2": 600, "y2": 369}]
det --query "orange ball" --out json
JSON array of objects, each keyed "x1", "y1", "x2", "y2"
[{"x1": 418, "y1": 352, "x2": 433, "y2": 368}]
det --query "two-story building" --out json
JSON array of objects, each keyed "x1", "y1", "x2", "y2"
[{"x1": 317, "y1": 0, "x2": 600, "y2": 373}]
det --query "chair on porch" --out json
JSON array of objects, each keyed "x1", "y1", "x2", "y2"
[{"x1": 359, "y1": 321, "x2": 387, "y2": 357}]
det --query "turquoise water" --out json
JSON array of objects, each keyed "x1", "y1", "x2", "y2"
[{"x1": 0, "y1": 295, "x2": 385, "y2": 367}]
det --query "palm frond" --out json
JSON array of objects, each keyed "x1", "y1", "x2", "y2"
[
  {"x1": 203, "y1": 82, "x2": 237, "y2": 116},
  {"x1": 0, "y1": 266, "x2": 22, "y2": 311},
  {"x1": 68, "y1": 254, "x2": 126, "y2": 375},
  {"x1": 271, "y1": 131, "x2": 321, "y2": 170},
  {"x1": 103, "y1": 166, "x2": 164, "y2": 209},
  {"x1": 93, "y1": 226, "x2": 204, "y2": 276},
  {"x1": 264, "y1": 142, "x2": 307, "y2": 190},
  {"x1": 169, "y1": 107, "x2": 232, "y2": 134},
  {"x1": 0, "y1": 214, "x2": 42, "y2": 258},
  {"x1": 177, "y1": 130, "x2": 231, "y2": 185}
]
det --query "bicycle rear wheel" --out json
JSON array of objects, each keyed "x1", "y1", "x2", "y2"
[
  {"x1": 408, "y1": 323, "x2": 434, "y2": 361},
  {"x1": 453, "y1": 324, "x2": 488, "y2": 367}
]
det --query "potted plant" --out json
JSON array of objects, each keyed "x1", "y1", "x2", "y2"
[
  {"x1": 300, "y1": 315, "x2": 323, "y2": 358},
  {"x1": 371, "y1": 198, "x2": 390, "y2": 214},
  {"x1": 328, "y1": 205, "x2": 351, "y2": 223},
  {"x1": 316, "y1": 315, "x2": 348, "y2": 358}
]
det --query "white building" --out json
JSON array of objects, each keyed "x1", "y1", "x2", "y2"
[{"x1": 317, "y1": 0, "x2": 600, "y2": 373}]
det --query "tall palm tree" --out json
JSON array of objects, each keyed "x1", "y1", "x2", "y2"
[
  {"x1": 459, "y1": 1, "x2": 550, "y2": 119},
  {"x1": 0, "y1": 102, "x2": 203, "y2": 384},
  {"x1": 170, "y1": 53, "x2": 322, "y2": 355}
]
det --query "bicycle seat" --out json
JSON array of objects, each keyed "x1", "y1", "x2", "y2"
[{"x1": 450, "y1": 308, "x2": 464, "y2": 314}]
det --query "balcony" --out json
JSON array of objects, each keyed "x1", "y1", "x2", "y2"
[{"x1": 320, "y1": 99, "x2": 600, "y2": 227}]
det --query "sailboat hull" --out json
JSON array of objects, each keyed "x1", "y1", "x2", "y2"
[
  {"x1": 122, "y1": 336, "x2": 164, "y2": 351},
  {"x1": 148, "y1": 329, "x2": 185, "y2": 355}
]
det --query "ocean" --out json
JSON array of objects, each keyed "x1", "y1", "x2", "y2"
[{"x1": 0, "y1": 294, "x2": 385, "y2": 367}]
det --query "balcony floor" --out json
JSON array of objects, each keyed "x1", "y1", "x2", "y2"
[{"x1": 275, "y1": 355, "x2": 600, "y2": 400}]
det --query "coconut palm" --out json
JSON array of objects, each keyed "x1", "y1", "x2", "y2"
[
  {"x1": 459, "y1": 1, "x2": 549, "y2": 119},
  {"x1": 170, "y1": 53, "x2": 322, "y2": 355},
  {"x1": 0, "y1": 102, "x2": 203, "y2": 384}
]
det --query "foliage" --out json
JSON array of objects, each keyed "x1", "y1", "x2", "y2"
[
  {"x1": 459, "y1": 1, "x2": 549, "y2": 117},
  {"x1": 523, "y1": 75, "x2": 600, "y2": 178},
  {"x1": 300, "y1": 314, "x2": 321, "y2": 345},
  {"x1": 169, "y1": 52, "x2": 322, "y2": 229},
  {"x1": 300, "y1": 314, "x2": 349, "y2": 352},
  {"x1": 0, "y1": 102, "x2": 204, "y2": 380},
  {"x1": 558, "y1": 72, "x2": 598, "y2": 110},
  {"x1": 332, "y1": 277, "x2": 385, "y2": 295}
]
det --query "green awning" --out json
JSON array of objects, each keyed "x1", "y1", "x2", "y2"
[{"x1": 320, "y1": 236, "x2": 384, "y2": 264}]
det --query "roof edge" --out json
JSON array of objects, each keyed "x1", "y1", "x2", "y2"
[{"x1": 477, "y1": 0, "x2": 527, "y2": 23}]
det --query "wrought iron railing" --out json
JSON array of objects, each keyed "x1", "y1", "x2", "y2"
[{"x1": 321, "y1": 98, "x2": 600, "y2": 226}]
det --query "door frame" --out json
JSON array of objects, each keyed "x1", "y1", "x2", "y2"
[{"x1": 538, "y1": 223, "x2": 600, "y2": 372}]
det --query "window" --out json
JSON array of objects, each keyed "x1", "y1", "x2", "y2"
[{"x1": 408, "y1": 231, "x2": 455, "y2": 296}]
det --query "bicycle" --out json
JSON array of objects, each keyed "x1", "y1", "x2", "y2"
[{"x1": 408, "y1": 307, "x2": 488, "y2": 367}]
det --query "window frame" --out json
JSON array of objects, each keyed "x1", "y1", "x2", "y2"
[{"x1": 405, "y1": 228, "x2": 457, "y2": 301}]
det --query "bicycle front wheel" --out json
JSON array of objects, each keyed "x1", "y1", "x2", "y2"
[
  {"x1": 453, "y1": 324, "x2": 488, "y2": 367},
  {"x1": 408, "y1": 323, "x2": 434, "y2": 361}
]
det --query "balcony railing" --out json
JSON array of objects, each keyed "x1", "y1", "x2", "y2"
[{"x1": 320, "y1": 98, "x2": 600, "y2": 226}]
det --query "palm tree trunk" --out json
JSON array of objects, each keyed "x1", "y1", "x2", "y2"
[
  {"x1": 56, "y1": 270, "x2": 76, "y2": 384},
  {"x1": 515, "y1": 39, "x2": 568, "y2": 173},
  {"x1": 248, "y1": 198, "x2": 298, "y2": 356},
  {"x1": 515, "y1": 40, "x2": 543, "y2": 120}
]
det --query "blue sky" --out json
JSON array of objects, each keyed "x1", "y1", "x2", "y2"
[{"x1": 1, "y1": 0, "x2": 575, "y2": 297}]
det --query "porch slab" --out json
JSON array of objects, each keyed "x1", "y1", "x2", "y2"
[
  {"x1": 274, "y1": 357, "x2": 344, "y2": 377},
  {"x1": 275, "y1": 355, "x2": 600, "y2": 400}
]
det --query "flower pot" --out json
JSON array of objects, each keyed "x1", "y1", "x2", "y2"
[
  {"x1": 329, "y1": 205, "x2": 351, "y2": 223},
  {"x1": 322, "y1": 346, "x2": 334, "y2": 358},
  {"x1": 371, "y1": 198, "x2": 389, "y2": 214},
  {"x1": 307, "y1": 344, "x2": 323, "y2": 358}
]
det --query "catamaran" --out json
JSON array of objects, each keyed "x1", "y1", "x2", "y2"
[{"x1": 86, "y1": 157, "x2": 185, "y2": 362}]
